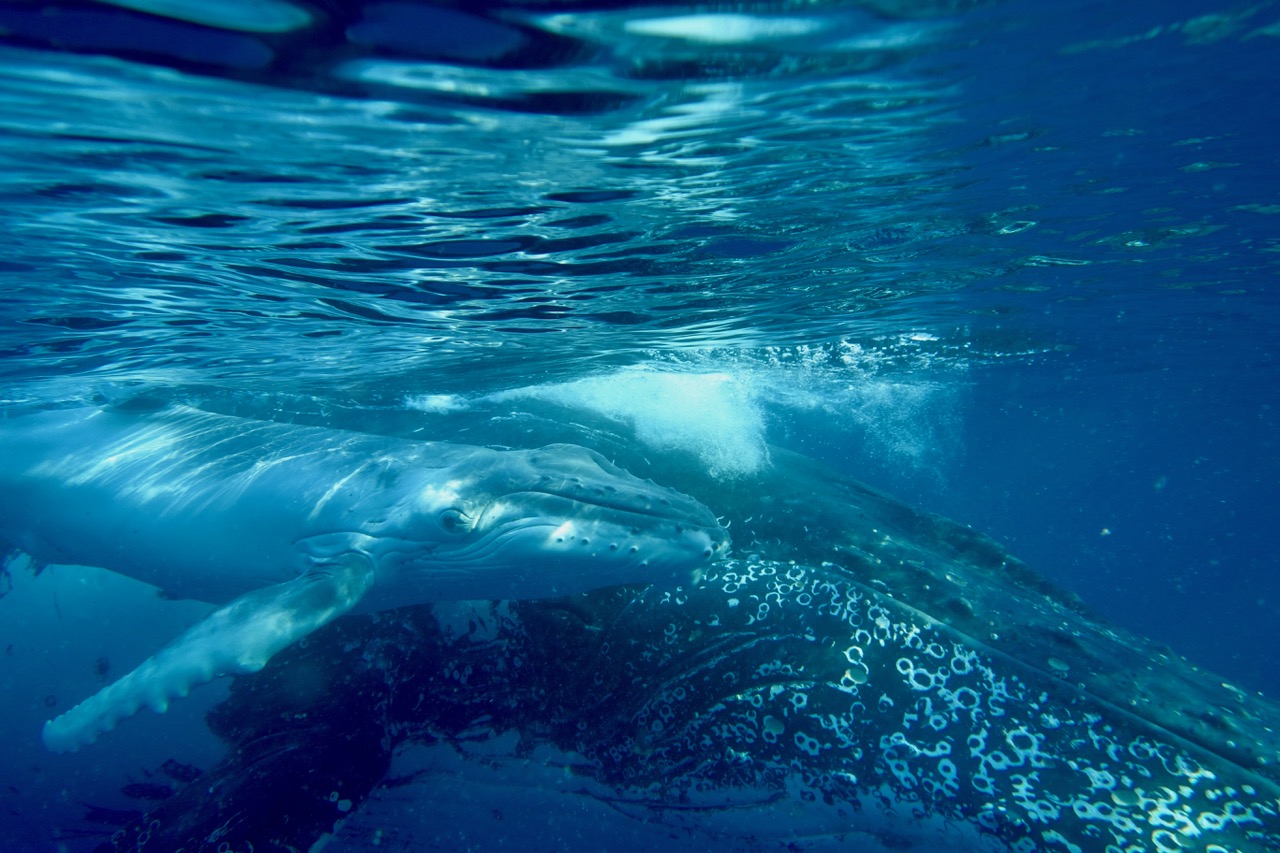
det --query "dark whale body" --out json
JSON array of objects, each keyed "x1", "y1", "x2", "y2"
[{"x1": 99, "y1": 446, "x2": 1280, "y2": 852}]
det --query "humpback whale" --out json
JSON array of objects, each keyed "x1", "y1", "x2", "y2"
[
  {"x1": 0, "y1": 404, "x2": 728, "y2": 753},
  {"x1": 89, "y1": 440, "x2": 1280, "y2": 852}
]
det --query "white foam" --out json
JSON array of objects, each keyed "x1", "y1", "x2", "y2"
[
  {"x1": 402, "y1": 341, "x2": 961, "y2": 484},
  {"x1": 490, "y1": 369, "x2": 769, "y2": 480},
  {"x1": 404, "y1": 393, "x2": 470, "y2": 415},
  {"x1": 778, "y1": 377, "x2": 951, "y2": 469}
]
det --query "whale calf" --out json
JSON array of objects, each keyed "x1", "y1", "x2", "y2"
[{"x1": 0, "y1": 404, "x2": 728, "y2": 753}]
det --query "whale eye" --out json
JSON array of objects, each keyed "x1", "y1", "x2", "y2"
[{"x1": 438, "y1": 508, "x2": 470, "y2": 534}]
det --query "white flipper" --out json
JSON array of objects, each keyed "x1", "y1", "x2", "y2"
[{"x1": 42, "y1": 555, "x2": 375, "y2": 753}]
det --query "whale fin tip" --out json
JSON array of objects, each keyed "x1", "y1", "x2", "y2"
[{"x1": 41, "y1": 554, "x2": 375, "y2": 753}]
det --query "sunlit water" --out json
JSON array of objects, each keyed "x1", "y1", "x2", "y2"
[{"x1": 1, "y1": 1, "x2": 1278, "y2": 849}]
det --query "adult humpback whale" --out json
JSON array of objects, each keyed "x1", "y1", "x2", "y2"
[
  {"x1": 0, "y1": 404, "x2": 728, "y2": 753},
  {"x1": 92, "y1": 437, "x2": 1280, "y2": 852}
]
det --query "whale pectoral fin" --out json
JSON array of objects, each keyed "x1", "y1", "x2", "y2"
[{"x1": 42, "y1": 554, "x2": 375, "y2": 754}]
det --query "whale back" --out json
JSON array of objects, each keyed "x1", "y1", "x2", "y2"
[{"x1": 0, "y1": 405, "x2": 728, "y2": 604}]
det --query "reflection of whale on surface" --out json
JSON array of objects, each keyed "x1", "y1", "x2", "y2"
[
  {"x1": 96, "y1": 441, "x2": 1280, "y2": 852},
  {"x1": 0, "y1": 404, "x2": 727, "y2": 753}
]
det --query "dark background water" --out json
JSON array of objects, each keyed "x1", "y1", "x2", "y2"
[
  {"x1": 906, "y1": 0, "x2": 1280, "y2": 694},
  {"x1": 1, "y1": 1, "x2": 1278, "y2": 848},
  {"x1": 785, "y1": 0, "x2": 1280, "y2": 694}
]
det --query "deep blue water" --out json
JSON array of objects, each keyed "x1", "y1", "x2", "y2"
[{"x1": 1, "y1": 0, "x2": 1278, "y2": 850}]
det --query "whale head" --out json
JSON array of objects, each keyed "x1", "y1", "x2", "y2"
[{"x1": 355, "y1": 442, "x2": 729, "y2": 602}]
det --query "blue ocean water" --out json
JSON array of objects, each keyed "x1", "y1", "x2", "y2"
[{"x1": 1, "y1": 1, "x2": 1278, "y2": 850}]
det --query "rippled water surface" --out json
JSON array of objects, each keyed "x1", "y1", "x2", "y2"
[
  {"x1": 3, "y1": 1, "x2": 1270, "y2": 394},
  {"x1": 1, "y1": 0, "x2": 1278, "y2": 847}
]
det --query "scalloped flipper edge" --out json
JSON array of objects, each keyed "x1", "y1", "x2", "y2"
[{"x1": 42, "y1": 554, "x2": 374, "y2": 753}]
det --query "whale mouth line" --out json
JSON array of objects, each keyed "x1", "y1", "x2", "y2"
[
  {"x1": 431, "y1": 505, "x2": 726, "y2": 566},
  {"x1": 501, "y1": 488, "x2": 721, "y2": 528},
  {"x1": 416, "y1": 521, "x2": 650, "y2": 568}
]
